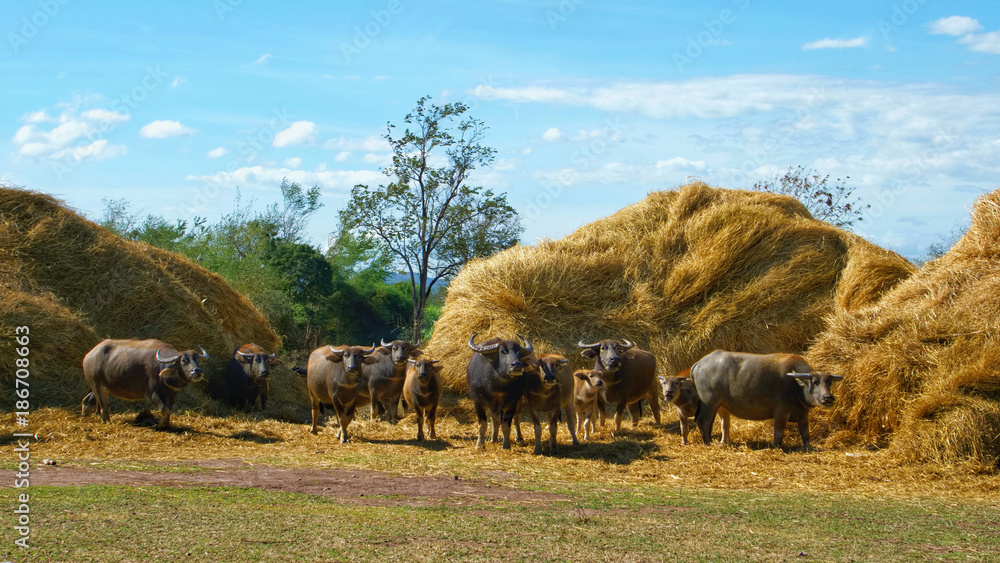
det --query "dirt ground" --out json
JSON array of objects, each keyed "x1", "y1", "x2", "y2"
[{"x1": 32, "y1": 459, "x2": 566, "y2": 508}]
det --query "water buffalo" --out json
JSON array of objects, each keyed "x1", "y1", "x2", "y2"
[
  {"x1": 579, "y1": 338, "x2": 661, "y2": 432},
  {"x1": 659, "y1": 370, "x2": 730, "y2": 445},
  {"x1": 572, "y1": 369, "x2": 605, "y2": 441},
  {"x1": 305, "y1": 344, "x2": 378, "y2": 442},
  {"x1": 466, "y1": 333, "x2": 536, "y2": 449},
  {"x1": 520, "y1": 353, "x2": 579, "y2": 455},
  {"x1": 81, "y1": 338, "x2": 208, "y2": 429},
  {"x1": 363, "y1": 339, "x2": 422, "y2": 423},
  {"x1": 691, "y1": 350, "x2": 843, "y2": 450},
  {"x1": 223, "y1": 344, "x2": 275, "y2": 411},
  {"x1": 402, "y1": 357, "x2": 442, "y2": 441}
]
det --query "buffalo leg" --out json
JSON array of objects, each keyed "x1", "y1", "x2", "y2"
[
  {"x1": 489, "y1": 411, "x2": 502, "y2": 443},
  {"x1": 720, "y1": 408, "x2": 731, "y2": 444},
  {"x1": 427, "y1": 403, "x2": 437, "y2": 440},
  {"x1": 529, "y1": 407, "x2": 543, "y2": 455},
  {"x1": 81, "y1": 392, "x2": 98, "y2": 420},
  {"x1": 334, "y1": 402, "x2": 353, "y2": 443},
  {"x1": 798, "y1": 417, "x2": 811, "y2": 451},
  {"x1": 772, "y1": 412, "x2": 790, "y2": 448},
  {"x1": 695, "y1": 401, "x2": 718, "y2": 445},
  {"x1": 679, "y1": 415, "x2": 690, "y2": 445},
  {"x1": 414, "y1": 405, "x2": 425, "y2": 441},
  {"x1": 613, "y1": 402, "x2": 628, "y2": 432},
  {"x1": 564, "y1": 405, "x2": 579, "y2": 446},
  {"x1": 500, "y1": 408, "x2": 515, "y2": 450},
  {"x1": 548, "y1": 410, "x2": 559, "y2": 455},
  {"x1": 646, "y1": 387, "x2": 662, "y2": 425},
  {"x1": 475, "y1": 404, "x2": 488, "y2": 448},
  {"x1": 627, "y1": 401, "x2": 641, "y2": 427}
]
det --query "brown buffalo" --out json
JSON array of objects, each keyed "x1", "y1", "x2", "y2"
[
  {"x1": 402, "y1": 357, "x2": 442, "y2": 441},
  {"x1": 81, "y1": 338, "x2": 208, "y2": 429},
  {"x1": 659, "y1": 369, "x2": 730, "y2": 445},
  {"x1": 362, "y1": 339, "x2": 422, "y2": 422},
  {"x1": 579, "y1": 338, "x2": 661, "y2": 432},
  {"x1": 572, "y1": 369, "x2": 605, "y2": 441},
  {"x1": 305, "y1": 344, "x2": 379, "y2": 442},
  {"x1": 520, "y1": 353, "x2": 579, "y2": 455}
]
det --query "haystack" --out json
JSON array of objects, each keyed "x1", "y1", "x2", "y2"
[
  {"x1": 807, "y1": 189, "x2": 1000, "y2": 468},
  {"x1": 0, "y1": 188, "x2": 280, "y2": 409},
  {"x1": 426, "y1": 183, "x2": 915, "y2": 396}
]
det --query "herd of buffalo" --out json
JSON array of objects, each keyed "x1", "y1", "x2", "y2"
[{"x1": 80, "y1": 334, "x2": 844, "y2": 452}]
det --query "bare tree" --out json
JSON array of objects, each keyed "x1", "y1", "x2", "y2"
[{"x1": 752, "y1": 165, "x2": 869, "y2": 229}]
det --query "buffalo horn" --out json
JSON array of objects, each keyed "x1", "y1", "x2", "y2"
[
  {"x1": 328, "y1": 345, "x2": 345, "y2": 357},
  {"x1": 578, "y1": 339, "x2": 600, "y2": 349},
  {"x1": 268, "y1": 353, "x2": 276, "y2": 360},
  {"x1": 198, "y1": 346, "x2": 210, "y2": 359},
  {"x1": 155, "y1": 349, "x2": 180, "y2": 364},
  {"x1": 468, "y1": 332, "x2": 499, "y2": 353},
  {"x1": 361, "y1": 343, "x2": 377, "y2": 355},
  {"x1": 381, "y1": 337, "x2": 392, "y2": 347},
  {"x1": 618, "y1": 339, "x2": 634, "y2": 350},
  {"x1": 787, "y1": 372, "x2": 813, "y2": 379},
  {"x1": 517, "y1": 334, "x2": 534, "y2": 354}
]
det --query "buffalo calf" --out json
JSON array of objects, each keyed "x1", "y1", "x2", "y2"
[{"x1": 402, "y1": 357, "x2": 442, "y2": 441}]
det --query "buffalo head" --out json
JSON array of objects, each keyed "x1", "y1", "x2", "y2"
[
  {"x1": 578, "y1": 338, "x2": 635, "y2": 373},
  {"x1": 468, "y1": 332, "x2": 535, "y2": 376},
  {"x1": 788, "y1": 371, "x2": 844, "y2": 408},
  {"x1": 156, "y1": 346, "x2": 208, "y2": 382},
  {"x1": 381, "y1": 338, "x2": 423, "y2": 365},
  {"x1": 327, "y1": 344, "x2": 378, "y2": 375}
]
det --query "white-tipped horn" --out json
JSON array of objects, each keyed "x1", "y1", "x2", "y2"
[{"x1": 156, "y1": 349, "x2": 180, "y2": 363}]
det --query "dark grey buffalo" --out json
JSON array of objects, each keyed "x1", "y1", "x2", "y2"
[
  {"x1": 691, "y1": 350, "x2": 843, "y2": 450},
  {"x1": 223, "y1": 343, "x2": 275, "y2": 411},
  {"x1": 466, "y1": 333, "x2": 536, "y2": 449},
  {"x1": 81, "y1": 338, "x2": 208, "y2": 429},
  {"x1": 402, "y1": 357, "x2": 442, "y2": 441},
  {"x1": 362, "y1": 339, "x2": 422, "y2": 423},
  {"x1": 579, "y1": 338, "x2": 661, "y2": 432},
  {"x1": 305, "y1": 344, "x2": 379, "y2": 442}
]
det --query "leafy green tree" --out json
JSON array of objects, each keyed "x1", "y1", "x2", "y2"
[
  {"x1": 342, "y1": 96, "x2": 523, "y2": 339},
  {"x1": 752, "y1": 165, "x2": 870, "y2": 229}
]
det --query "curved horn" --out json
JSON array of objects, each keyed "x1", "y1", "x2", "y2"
[
  {"x1": 361, "y1": 343, "x2": 377, "y2": 355},
  {"x1": 328, "y1": 345, "x2": 345, "y2": 357},
  {"x1": 155, "y1": 349, "x2": 180, "y2": 364},
  {"x1": 381, "y1": 337, "x2": 392, "y2": 347},
  {"x1": 268, "y1": 353, "x2": 276, "y2": 360},
  {"x1": 238, "y1": 351, "x2": 255, "y2": 359},
  {"x1": 468, "y1": 332, "x2": 500, "y2": 353},
  {"x1": 517, "y1": 334, "x2": 534, "y2": 354},
  {"x1": 617, "y1": 339, "x2": 634, "y2": 350},
  {"x1": 198, "y1": 346, "x2": 210, "y2": 359},
  {"x1": 578, "y1": 339, "x2": 601, "y2": 349}
]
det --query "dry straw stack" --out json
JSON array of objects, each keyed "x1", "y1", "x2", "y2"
[
  {"x1": 808, "y1": 190, "x2": 1000, "y2": 468},
  {"x1": 0, "y1": 188, "x2": 280, "y2": 408},
  {"x1": 426, "y1": 183, "x2": 915, "y2": 394}
]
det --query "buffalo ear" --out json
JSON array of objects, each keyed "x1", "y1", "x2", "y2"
[
  {"x1": 574, "y1": 371, "x2": 590, "y2": 381},
  {"x1": 324, "y1": 354, "x2": 345, "y2": 364},
  {"x1": 363, "y1": 355, "x2": 380, "y2": 365},
  {"x1": 269, "y1": 357, "x2": 283, "y2": 366},
  {"x1": 521, "y1": 355, "x2": 539, "y2": 366},
  {"x1": 581, "y1": 348, "x2": 598, "y2": 359},
  {"x1": 409, "y1": 348, "x2": 424, "y2": 359}
]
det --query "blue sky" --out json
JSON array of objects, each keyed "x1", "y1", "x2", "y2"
[{"x1": 3, "y1": 1, "x2": 999, "y2": 260}]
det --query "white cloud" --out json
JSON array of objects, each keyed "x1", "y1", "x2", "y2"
[
  {"x1": 802, "y1": 37, "x2": 867, "y2": 50},
  {"x1": 959, "y1": 30, "x2": 1000, "y2": 54},
  {"x1": 362, "y1": 153, "x2": 381, "y2": 164},
  {"x1": 272, "y1": 121, "x2": 317, "y2": 148},
  {"x1": 187, "y1": 166, "x2": 381, "y2": 191},
  {"x1": 324, "y1": 135, "x2": 390, "y2": 153},
  {"x1": 284, "y1": 156, "x2": 303, "y2": 168},
  {"x1": 542, "y1": 127, "x2": 562, "y2": 141},
  {"x1": 10, "y1": 101, "x2": 130, "y2": 163},
  {"x1": 334, "y1": 151, "x2": 352, "y2": 162},
  {"x1": 207, "y1": 147, "x2": 228, "y2": 158},
  {"x1": 926, "y1": 16, "x2": 983, "y2": 36},
  {"x1": 140, "y1": 120, "x2": 195, "y2": 139},
  {"x1": 656, "y1": 157, "x2": 708, "y2": 172},
  {"x1": 254, "y1": 53, "x2": 272, "y2": 65}
]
